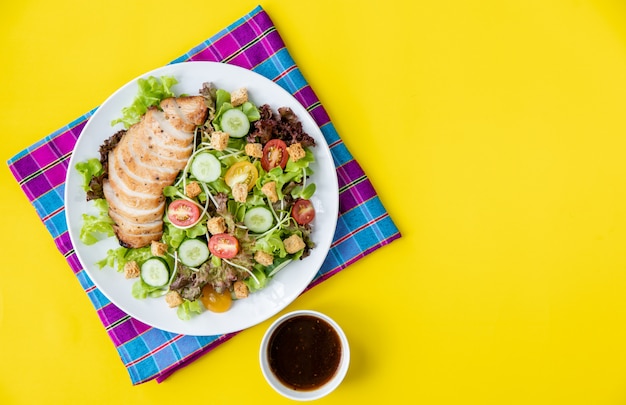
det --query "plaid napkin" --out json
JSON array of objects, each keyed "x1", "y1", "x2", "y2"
[{"x1": 7, "y1": 5, "x2": 401, "y2": 384}]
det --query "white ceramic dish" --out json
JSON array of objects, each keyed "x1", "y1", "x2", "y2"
[
  {"x1": 259, "y1": 310, "x2": 350, "y2": 401},
  {"x1": 64, "y1": 61, "x2": 338, "y2": 336}
]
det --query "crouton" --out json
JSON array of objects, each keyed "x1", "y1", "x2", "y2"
[
  {"x1": 165, "y1": 291, "x2": 183, "y2": 308},
  {"x1": 254, "y1": 250, "x2": 274, "y2": 266},
  {"x1": 185, "y1": 181, "x2": 202, "y2": 198},
  {"x1": 150, "y1": 241, "x2": 168, "y2": 257},
  {"x1": 232, "y1": 182, "x2": 248, "y2": 203},
  {"x1": 245, "y1": 142, "x2": 263, "y2": 158},
  {"x1": 233, "y1": 281, "x2": 249, "y2": 299},
  {"x1": 123, "y1": 260, "x2": 140, "y2": 279},
  {"x1": 207, "y1": 216, "x2": 227, "y2": 235},
  {"x1": 284, "y1": 234, "x2": 306, "y2": 254},
  {"x1": 286, "y1": 142, "x2": 306, "y2": 162},
  {"x1": 211, "y1": 131, "x2": 229, "y2": 151},
  {"x1": 261, "y1": 181, "x2": 279, "y2": 203},
  {"x1": 230, "y1": 88, "x2": 248, "y2": 107}
]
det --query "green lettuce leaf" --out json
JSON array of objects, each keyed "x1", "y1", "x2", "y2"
[
  {"x1": 79, "y1": 199, "x2": 114, "y2": 245},
  {"x1": 132, "y1": 279, "x2": 167, "y2": 299},
  {"x1": 162, "y1": 219, "x2": 207, "y2": 249},
  {"x1": 241, "y1": 101, "x2": 260, "y2": 121},
  {"x1": 124, "y1": 246, "x2": 153, "y2": 264},
  {"x1": 215, "y1": 89, "x2": 231, "y2": 112},
  {"x1": 96, "y1": 247, "x2": 128, "y2": 270},
  {"x1": 290, "y1": 183, "x2": 316, "y2": 200},
  {"x1": 177, "y1": 299, "x2": 203, "y2": 320},
  {"x1": 111, "y1": 75, "x2": 178, "y2": 129},
  {"x1": 244, "y1": 268, "x2": 268, "y2": 293},
  {"x1": 96, "y1": 245, "x2": 152, "y2": 272},
  {"x1": 75, "y1": 158, "x2": 103, "y2": 192},
  {"x1": 255, "y1": 231, "x2": 287, "y2": 258}
]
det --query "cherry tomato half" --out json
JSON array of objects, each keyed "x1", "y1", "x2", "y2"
[
  {"x1": 291, "y1": 199, "x2": 316, "y2": 225},
  {"x1": 208, "y1": 233, "x2": 240, "y2": 259},
  {"x1": 200, "y1": 284, "x2": 232, "y2": 312},
  {"x1": 167, "y1": 200, "x2": 201, "y2": 227},
  {"x1": 224, "y1": 161, "x2": 258, "y2": 192},
  {"x1": 261, "y1": 139, "x2": 288, "y2": 172}
]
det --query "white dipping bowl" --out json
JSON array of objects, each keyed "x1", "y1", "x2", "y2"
[{"x1": 259, "y1": 310, "x2": 350, "y2": 401}]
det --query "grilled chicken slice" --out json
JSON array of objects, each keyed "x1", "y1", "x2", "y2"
[
  {"x1": 161, "y1": 98, "x2": 209, "y2": 132},
  {"x1": 103, "y1": 182, "x2": 165, "y2": 223},
  {"x1": 103, "y1": 96, "x2": 208, "y2": 248}
]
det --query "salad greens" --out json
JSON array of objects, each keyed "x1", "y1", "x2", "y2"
[
  {"x1": 79, "y1": 198, "x2": 114, "y2": 245},
  {"x1": 111, "y1": 75, "x2": 178, "y2": 129},
  {"x1": 75, "y1": 158, "x2": 103, "y2": 192},
  {"x1": 78, "y1": 76, "x2": 318, "y2": 321}
]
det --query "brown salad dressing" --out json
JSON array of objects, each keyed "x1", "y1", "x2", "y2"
[{"x1": 268, "y1": 315, "x2": 342, "y2": 391}]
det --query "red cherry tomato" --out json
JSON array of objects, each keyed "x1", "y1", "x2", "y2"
[
  {"x1": 208, "y1": 233, "x2": 240, "y2": 259},
  {"x1": 261, "y1": 139, "x2": 288, "y2": 172},
  {"x1": 291, "y1": 199, "x2": 315, "y2": 225},
  {"x1": 167, "y1": 200, "x2": 201, "y2": 227}
]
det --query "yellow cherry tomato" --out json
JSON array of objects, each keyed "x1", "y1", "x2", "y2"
[
  {"x1": 200, "y1": 284, "x2": 232, "y2": 313},
  {"x1": 224, "y1": 161, "x2": 258, "y2": 191}
]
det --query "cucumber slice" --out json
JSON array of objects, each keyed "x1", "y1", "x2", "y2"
[
  {"x1": 178, "y1": 238, "x2": 210, "y2": 267},
  {"x1": 243, "y1": 206, "x2": 274, "y2": 233},
  {"x1": 220, "y1": 108, "x2": 250, "y2": 138},
  {"x1": 141, "y1": 257, "x2": 170, "y2": 287},
  {"x1": 190, "y1": 152, "x2": 221, "y2": 183}
]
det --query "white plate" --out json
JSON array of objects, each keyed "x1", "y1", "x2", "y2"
[{"x1": 64, "y1": 61, "x2": 338, "y2": 336}]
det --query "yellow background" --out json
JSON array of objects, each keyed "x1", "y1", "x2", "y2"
[{"x1": 2, "y1": 0, "x2": 626, "y2": 403}]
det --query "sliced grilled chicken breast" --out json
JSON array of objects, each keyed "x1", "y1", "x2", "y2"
[{"x1": 104, "y1": 95, "x2": 208, "y2": 248}]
